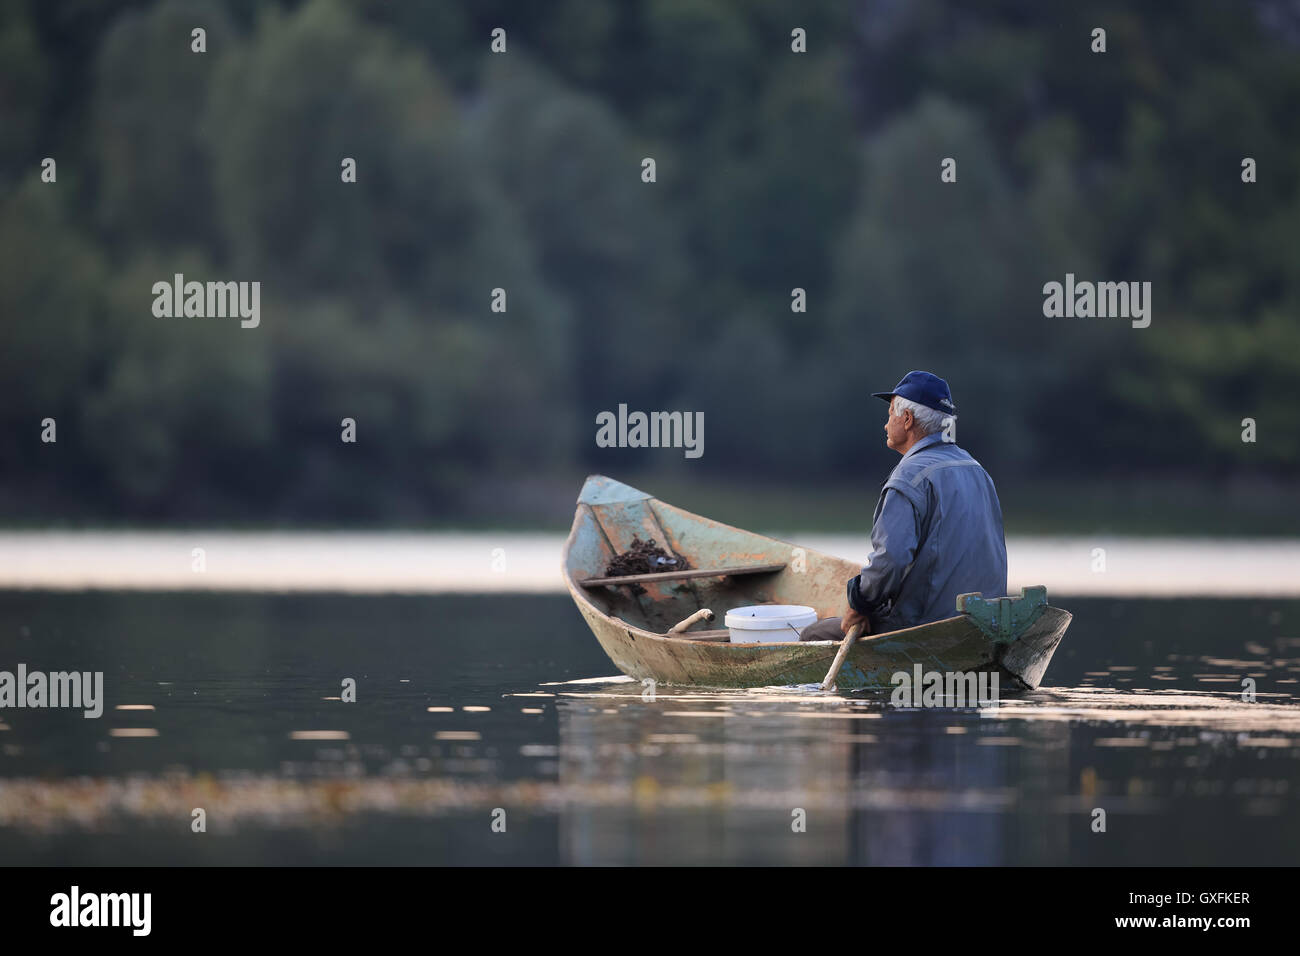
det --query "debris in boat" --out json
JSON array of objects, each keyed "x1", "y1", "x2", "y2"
[
  {"x1": 603, "y1": 536, "x2": 688, "y2": 593},
  {"x1": 604, "y1": 536, "x2": 687, "y2": 577}
]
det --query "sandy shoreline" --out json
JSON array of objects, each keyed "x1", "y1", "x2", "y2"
[{"x1": 0, "y1": 532, "x2": 1296, "y2": 597}]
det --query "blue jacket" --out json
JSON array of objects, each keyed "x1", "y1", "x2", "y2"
[{"x1": 847, "y1": 433, "x2": 1007, "y2": 632}]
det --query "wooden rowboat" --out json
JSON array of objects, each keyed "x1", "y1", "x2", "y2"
[{"x1": 562, "y1": 475, "x2": 1071, "y2": 692}]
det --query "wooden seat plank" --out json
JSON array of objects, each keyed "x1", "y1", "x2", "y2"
[
  {"x1": 579, "y1": 563, "x2": 787, "y2": 588},
  {"x1": 663, "y1": 629, "x2": 732, "y2": 642}
]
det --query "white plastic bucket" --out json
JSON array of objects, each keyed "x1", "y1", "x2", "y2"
[{"x1": 724, "y1": 604, "x2": 818, "y2": 643}]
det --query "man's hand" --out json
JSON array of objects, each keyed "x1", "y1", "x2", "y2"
[{"x1": 841, "y1": 606, "x2": 868, "y2": 635}]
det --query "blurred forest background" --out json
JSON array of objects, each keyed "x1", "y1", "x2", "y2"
[{"x1": 2, "y1": 0, "x2": 1298, "y2": 531}]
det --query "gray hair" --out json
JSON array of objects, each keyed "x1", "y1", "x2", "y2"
[{"x1": 892, "y1": 395, "x2": 954, "y2": 437}]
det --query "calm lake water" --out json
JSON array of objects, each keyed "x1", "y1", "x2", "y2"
[{"x1": 1, "y1": 592, "x2": 1298, "y2": 865}]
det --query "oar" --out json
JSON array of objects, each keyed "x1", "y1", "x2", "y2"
[{"x1": 820, "y1": 621, "x2": 866, "y2": 691}]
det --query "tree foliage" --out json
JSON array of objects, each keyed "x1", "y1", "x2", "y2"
[{"x1": 1, "y1": 0, "x2": 1296, "y2": 521}]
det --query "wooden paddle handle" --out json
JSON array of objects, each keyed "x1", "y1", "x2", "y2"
[
  {"x1": 820, "y1": 622, "x2": 866, "y2": 691},
  {"x1": 668, "y1": 608, "x2": 715, "y2": 634}
]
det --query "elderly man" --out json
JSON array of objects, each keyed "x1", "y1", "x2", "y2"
[{"x1": 800, "y1": 371, "x2": 1007, "y2": 641}]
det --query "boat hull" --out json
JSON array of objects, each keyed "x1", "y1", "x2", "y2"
[{"x1": 570, "y1": 582, "x2": 1070, "y2": 691}]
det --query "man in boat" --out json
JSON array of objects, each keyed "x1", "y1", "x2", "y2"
[{"x1": 800, "y1": 370, "x2": 1008, "y2": 641}]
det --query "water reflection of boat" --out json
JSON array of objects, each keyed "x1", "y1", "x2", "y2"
[
  {"x1": 563, "y1": 475, "x2": 1072, "y2": 691},
  {"x1": 552, "y1": 685, "x2": 1072, "y2": 865},
  {"x1": 554, "y1": 690, "x2": 853, "y2": 864}
]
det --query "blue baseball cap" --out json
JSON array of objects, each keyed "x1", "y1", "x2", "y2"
[{"x1": 871, "y1": 370, "x2": 956, "y2": 416}]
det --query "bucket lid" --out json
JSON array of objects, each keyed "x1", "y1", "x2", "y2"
[{"x1": 724, "y1": 605, "x2": 818, "y2": 630}]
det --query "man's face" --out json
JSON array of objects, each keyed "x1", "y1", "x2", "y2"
[{"x1": 884, "y1": 398, "x2": 909, "y2": 452}]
